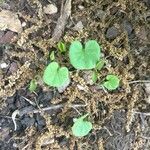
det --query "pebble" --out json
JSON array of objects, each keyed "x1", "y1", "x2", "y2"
[
  {"x1": 21, "y1": 22, "x2": 26, "y2": 27},
  {"x1": 72, "y1": 21, "x2": 83, "y2": 31},
  {"x1": 106, "y1": 26, "x2": 119, "y2": 40},
  {"x1": 95, "y1": 10, "x2": 106, "y2": 20},
  {"x1": 0, "y1": 62, "x2": 8, "y2": 69},
  {"x1": 8, "y1": 62, "x2": 18, "y2": 74},
  {"x1": 78, "y1": 5, "x2": 84, "y2": 10},
  {"x1": 43, "y1": 4, "x2": 58, "y2": 15},
  {"x1": 122, "y1": 20, "x2": 133, "y2": 35}
]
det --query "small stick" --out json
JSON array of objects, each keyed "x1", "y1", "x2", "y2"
[
  {"x1": 129, "y1": 80, "x2": 150, "y2": 84},
  {"x1": 31, "y1": 104, "x2": 86, "y2": 114},
  {"x1": 12, "y1": 110, "x2": 20, "y2": 131},
  {"x1": 134, "y1": 111, "x2": 150, "y2": 116},
  {"x1": 12, "y1": 103, "x2": 86, "y2": 130},
  {"x1": 21, "y1": 96, "x2": 36, "y2": 106}
]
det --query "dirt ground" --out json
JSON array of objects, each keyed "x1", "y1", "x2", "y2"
[{"x1": 0, "y1": 0, "x2": 150, "y2": 150}]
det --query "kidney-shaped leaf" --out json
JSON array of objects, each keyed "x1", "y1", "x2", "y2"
[
  {"x1": 69, "y1": 40, "x2": 101, "y2": 70},
  {"x1": 43, "y1": 62, "x2": 69, "y2": 87},
  {"x1": 72, "y1": 114, "x2": 92, "y2": 137},
  {"x1": 103, "y1": 75, "x2": 120, "y2": 90}
]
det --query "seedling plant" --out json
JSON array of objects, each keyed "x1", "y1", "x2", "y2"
[{"x1": 29, "y1": 39, "x2": 120, "y2": 137}]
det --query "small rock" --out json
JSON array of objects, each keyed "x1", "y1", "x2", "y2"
[
  {"x1": 72, "y1": 21, "x2": 83, "y2": 31},
  {"x1": 21, "y1": 22, "x2": 26, "y2": 27},
  {"x1": 0, "y1": 62, "x2": 8, "y2": 69},
  {"x1": 78, "y1": 5, "x2": 84, "y2": 10},
  {"x1": 44, "y1": 4, "x2": 58, "y2": 15},
  {"x1": 0, "y1": 31, "x2": 16, "y2": 44},
  {"x1": 95, "y1": 10, "x2": 106, "y2": 20},
  {"x1": 8, "y1": 62, "x2": 18, "y2": 74},
  {"x1": 122, "y1": 20, "x2": 133, "y2": 35},
  {"x1": 106, "y1": 26, "x2": 119, "y2": 40}
]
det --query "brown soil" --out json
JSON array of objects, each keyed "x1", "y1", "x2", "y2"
[{"x1": 0, "y1": 0, "x2": 150, "y2": 150}]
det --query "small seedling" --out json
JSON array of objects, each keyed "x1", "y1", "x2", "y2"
[
  {"x1": 102, "y1": 75, "x2": 120, "y2": 90},
  {"x1": 69, "y1": 40, "x2": 101, "y2": 70},
  {"x1": 91, "y1": 59, "x2": 105, "y2": 83},
  {"x1": 29, "y1": 79, "x2": 37, "y2": 92},
  {"x1": 95, "y1": 59, "x2": 105, "y2": 71},
  {"x1": 57, "y1": 41, "x2": 66, "y2": 53},
  {"x1": 92, "y1": 71, "x2": 98, "y2": 83},
  {"x1": 43, "y1": 62, "x2": 69, "y2": 87},
  {"x1": 50, "y1": 51, "x2": 55, "y2": 61},
  {"x1": 72, "y1": 114, "x2": 92, "y2": 137}
]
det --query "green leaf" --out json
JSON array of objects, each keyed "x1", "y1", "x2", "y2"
[
  {"x1": 72, "y1": 114, "x2": 92, "y2": 137},
  {"x1": 43, "y1": 62, "x2": 69, "y2": 87},
  {"x1": 29, "y1": 79, "x2": 37, "y2": 92},
  {"x1": 92, "y1": 71, "x2": 98, "y2": 83},
  {"x1": 96, "y1": 59, "x2": 105, "y2": 71},
  {"x1": 69, "y1": 40, "x2": 101, "y2": 70},
  {"x1": 57, "y1": 41, "x2": 66, "y2": 53},
  {"x1": 50, "y1": 51, "x2": 55, "y2": 61},
  {"x1": 102, "y1": 75, "x2": 120, "y2": 90}
]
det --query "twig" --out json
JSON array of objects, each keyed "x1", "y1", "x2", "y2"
[
  {"x1": 12, "y1": 110, "x2": 20, "y2": 131},
  {"x1": 129, "y1": 80, "x2": 150, "y2": 84},
  {"x1": 134, "y1": 111, "x2": 150, "y2": 116},
  {"x1": 11, "y1": 103, "x2": 86, "y2": 130},
  {"x1": 21, "y1": 96, "x2": 36, "y2": 106},
  {"x1": 103, "y1": 126, "x2": 113, "y2": 136},
  {"x1": 32, "y1": 104, "x2": 63, "y2": 114},
  {"x1": 31, "y1": 104, "x2": 86, "y2": 114},
  {"x1": 0, "y1": 114, "x2": 19, "y2": 120},
  {"x1": 51, "y1": 0, "x2": 72, "y2": 42}
]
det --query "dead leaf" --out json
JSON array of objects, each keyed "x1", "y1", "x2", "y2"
[{"x1": 0, "y1": 10, "x2": 22, "y2": 33}]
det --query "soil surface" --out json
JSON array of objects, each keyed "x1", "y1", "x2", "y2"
[{"x1": 0, "y1": 0, "x2": 150, "y2": 150}]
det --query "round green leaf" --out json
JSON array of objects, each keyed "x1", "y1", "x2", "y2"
[
  {"x1": 69, "y1": 40, "x2": 101, "y2": 70},
  {"x1": 72, "y1": 114, "x2": 92, "y2": 137},
  {"x1": 43, "y1": 62, "x2": 69, "y2": 87},
  {"x1": 103, "y1": 75, "x2": 120, "y2": 90}
]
